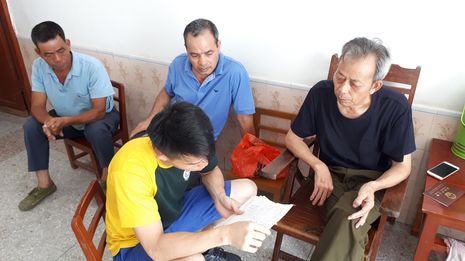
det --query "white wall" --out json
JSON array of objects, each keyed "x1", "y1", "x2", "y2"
[{"x1": 8, "y1": 0, "x2": 465, "y2": 113}]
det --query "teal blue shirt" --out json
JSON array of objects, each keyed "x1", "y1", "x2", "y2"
[{"x1": 31, "y1": 51, "x2": 114, "y2": 130}]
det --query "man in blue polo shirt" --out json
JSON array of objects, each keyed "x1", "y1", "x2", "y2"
[
  {"x1": 19, "y1": 21, "x2": 119, "y2": 211},
  {"x1": 130, "y1": 18, "x2": 255, "y2": 140}
]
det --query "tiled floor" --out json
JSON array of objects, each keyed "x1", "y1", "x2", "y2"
[{"x1": 0, "y1": 111, "x2": 445, "y2": 261}]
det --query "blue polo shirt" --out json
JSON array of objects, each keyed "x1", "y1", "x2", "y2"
[
  {"x1": 165, "y1": 53, "x2": 255, "y2": 139},
  {"x1": 31, "y1": 51, "x2": 114, "y2": 130}
]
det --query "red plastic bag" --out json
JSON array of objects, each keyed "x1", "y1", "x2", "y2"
[{"x1": 230, "y1": 133, "x2": 288, "y2": 179}]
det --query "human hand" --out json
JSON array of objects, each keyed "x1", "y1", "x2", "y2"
[
  {"x1": 215, "y1": 193, "x2": 244, "y2": 219},
  {"x1": 42, "y1": 124, "x2": 56, "y2": 141},
  {"x1": 130, "y1": 118, "x2": 151, "y2": 138},
  {"x1": 225, "y1": 221, "x2": 271, "y2": 253},
  {"x1": 310, "y1": 163, "x2": 333, "y2": 206},
  {"x1": 44, "y1": 117, "x2": 67, "y2": 136},
  {"x1": 348, "y1": 182, "x2": 376, "y2": 228}
]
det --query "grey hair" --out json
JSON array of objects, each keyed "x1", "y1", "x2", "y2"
[
  {"x1": 341, "y1": 37, "x2": 391, "y2": 81},
  {"x1": 183, "y1": 18, "x2": 219, "y2": 46}
]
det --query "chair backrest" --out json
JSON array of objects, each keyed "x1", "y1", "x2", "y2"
[
  {"x1": 253, "y1": 108, "x2": 296, "y2": 149},
  {"x1": 111, "y1": 80, "x2": 129, "y2": 146},
  {"x1": 71, "y1": 180, "x2": 106, "y2": 261},
  {"x1": 327, "y1": 53, "x2": 421, "y2": 105}
]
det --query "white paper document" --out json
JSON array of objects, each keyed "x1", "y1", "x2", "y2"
[{"x1": 215, "y1": 196, "x2": 293, "y2": 229}]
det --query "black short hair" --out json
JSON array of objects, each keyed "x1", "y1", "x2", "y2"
[
  {"x1": 147, "y1": 102, "x2": 215, "y2": 160},
  {"x1": 31, "y1": 21, "x2": 65, "y2": 47},
  {"x1": 183, "y1": 18, "x2": 219, "y2": 46}
]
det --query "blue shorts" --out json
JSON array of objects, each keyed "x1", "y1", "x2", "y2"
[{"x1": 114, "y1": 181, "x2": 232, "y2": 260}]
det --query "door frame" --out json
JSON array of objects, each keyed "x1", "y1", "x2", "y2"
[{"x1": 0, "y1": 0, "x2": 31, "y2": 115}]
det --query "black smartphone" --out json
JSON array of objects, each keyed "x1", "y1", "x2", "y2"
[{"x1": 427, "y1": 161, "x2": 460, "y2": 180}]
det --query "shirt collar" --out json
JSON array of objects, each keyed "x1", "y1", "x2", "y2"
[
  {"x1": 215, "y1": 53, "x2": 225, "y2": 75},
  {"x1": 156, "y1": 158, "x2": 173, "y2": 169},
  {"x1": 69, "y1": 52, "x2": 82, "y2": 77}
]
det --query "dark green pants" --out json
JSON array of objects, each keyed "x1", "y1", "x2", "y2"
[{"x1": 310, "y1": 166, "x2": 384, "y2": 261}]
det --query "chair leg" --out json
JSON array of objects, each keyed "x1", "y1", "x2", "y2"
[
  {"x1": 64, "y1": 142, "x2": 78, "y2": 169},
  {"x1": 411, "y1": 200, "x2": 424, "y2": 236},
  {"x1": 88, "y1": 150, "x2": 102, "y2": 180},
  {"x1": 369, "y1": 215, "x2": 388, "y2": 261},
  {"x1": 272, "y1": 232, "x2": 284, "y2": 261},
  {"x1": 273, "y1": 190, "x2": 281, "y2": 202}
]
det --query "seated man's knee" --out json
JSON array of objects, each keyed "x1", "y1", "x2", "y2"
[
  {"x1": 84, "y1": 121, "x2": 112, "y2": 140},
  {"x1": 326, "y1": 203, "x2": 354, "y2": 225},
  {"x1": 327, "y1": 206, "x2": 371, "y2": 238},
  {"x1": 23, "y1": 117, "x2": 42, "y2": 134},
  {"x1": 240, "y1": 178, "x2": 257, "y2": 197},
  {"x1": 230, "y1": 178, "x2": 257, "y2": 203}
]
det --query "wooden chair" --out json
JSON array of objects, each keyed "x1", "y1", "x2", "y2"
[
  {"x1": 71, "y1": 180, "x2": 107, "y2": 261},
  {"x1": 226, "y1": 108, "x2": 296, "y2": 202},
  {"x1": 64, "y1": 81, "x2": 129, "y2": 180},
  {"x1": 267, "y1": 54, "x2": 421, "y2": 261}
]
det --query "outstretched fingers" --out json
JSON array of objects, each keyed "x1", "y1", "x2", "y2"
[{"x1": 241, "y1": 223, "x2": 271, "y2": 253}]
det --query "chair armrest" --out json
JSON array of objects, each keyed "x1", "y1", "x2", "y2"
[
  {"x1": 261, "y1": 149, "x2": 296, "y2": 180},
  {"x1": 379, "y1": 178, "x2": 408, "y2": 218},
  {"x1": 261, "y1": 137, "x2": 316, "y2": 180}
]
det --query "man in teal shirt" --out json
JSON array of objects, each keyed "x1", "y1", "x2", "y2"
[{"x1": 19, "y1": 21, "x2": 119, "y2": 211}]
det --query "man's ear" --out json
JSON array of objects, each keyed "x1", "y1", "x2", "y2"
[
  {"x1": 369, "y1": 80, "x2": 383, "y2": 95},
  {"x1": 66, "y1": 39, "x2": 71, "y2": 48},
  {"x1": 216, "y1": 39, "x2": 221, "y2": 50},
  {"x1": 34, "y1": 47, "x2": 41, "y2": 56},
  {"x1": 157, "y1": 154, "x2": 169, "y2": 161},
  {"x1": 153, "y1": 147, "x2": 169, "y2": 161}
]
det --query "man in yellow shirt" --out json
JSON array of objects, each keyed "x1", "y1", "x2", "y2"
[{"x1": 106, "y1": 102, "x2": 270, "y2": 260}]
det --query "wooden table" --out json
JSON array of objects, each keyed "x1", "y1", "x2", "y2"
[{"x1": 414, "y1": 138, "x2": 465, "y2": 260}]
